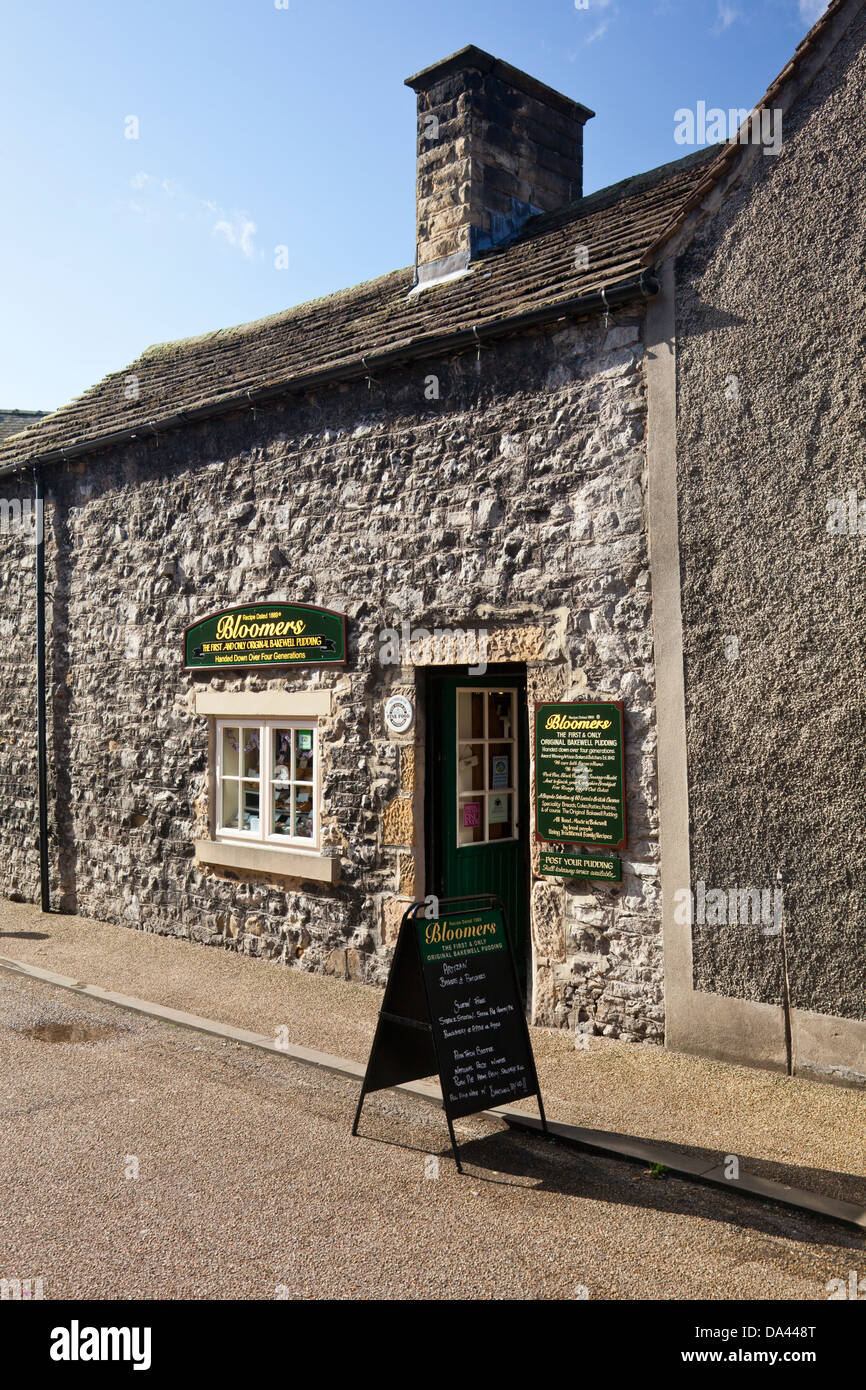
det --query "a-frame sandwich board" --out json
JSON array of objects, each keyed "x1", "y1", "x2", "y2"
[{"x1": 352, "y1": 895, "x2": 548, "y2": 1172}]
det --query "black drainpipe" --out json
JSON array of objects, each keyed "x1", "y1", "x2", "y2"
[{"x1": 33, "y1": 466, "x2": 50, "y2": 911}]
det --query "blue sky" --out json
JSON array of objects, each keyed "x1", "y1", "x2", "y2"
[{"x1": 1, "y1": 0, "x2": 827, "y2": 411}]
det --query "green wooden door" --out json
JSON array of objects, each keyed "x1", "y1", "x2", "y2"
[{"x1": 426, "y1": 674, "x2": 530, "y2": 988}]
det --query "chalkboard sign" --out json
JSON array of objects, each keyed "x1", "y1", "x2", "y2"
[
  {"x1": 534, "y1": 701, "x2": 626, "y2": 850},
  {"x1": 352, "y1": 897, "x2": 547, "y2": 1170}
]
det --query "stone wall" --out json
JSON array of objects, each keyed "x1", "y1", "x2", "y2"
[
  {"x1": 675, "y1": 5, "x2": 866, "y2": 1020},
  {"x1": 0, "y1": 309, "x2": 662, "y2": 1039},
  {"x1": 0, "y1": 486, "x2": 41, "y2": 898}
]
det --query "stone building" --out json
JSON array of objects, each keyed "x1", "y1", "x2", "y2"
[{"x1": 1, "y1": 0, "x2": 864, "y2": 1085}]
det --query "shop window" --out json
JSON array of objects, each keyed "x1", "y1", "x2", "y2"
[{"x1": 216, "y1": 720, "x2": 318, "y2": 849}]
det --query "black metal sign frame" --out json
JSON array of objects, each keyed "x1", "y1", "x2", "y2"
[{"x1": 352, "y1": 894, "x2": 548, "y2": 1172}]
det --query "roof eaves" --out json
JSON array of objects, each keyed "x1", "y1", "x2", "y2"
[{"x1": 0, "y1": 271, "x2": 659, "y2": 478}]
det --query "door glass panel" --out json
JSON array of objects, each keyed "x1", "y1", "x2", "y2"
[
  {"x1": 488, "y1": 792, "x2": 512, "y2": 840},
  {"x1": 458, "y1": 797, "x2": 484, "y2": 846},
  {"x1": 455, "y1": 689, "x2": 519, "y2": 847},
  {"x1": 458, "y1": 690, "x2": 485, "y2": 740},
  {"x1": 488, "y1": 744, "x2": 511, "y2": 790},
  {"x1": 458, "y1": 742, "x2": 484, "y2": 792},
  {"x1": 488, "y1": 691, "x2": 513, "y2": 740}
]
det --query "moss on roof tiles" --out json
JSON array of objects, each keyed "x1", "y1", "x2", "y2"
[{"x1": 0, "y1": 154, "x2": 709, "y2": 468}]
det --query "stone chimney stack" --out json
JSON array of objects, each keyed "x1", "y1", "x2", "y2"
[{"x1": 405, "y1": 45, "x2": 594, "y2": 287}]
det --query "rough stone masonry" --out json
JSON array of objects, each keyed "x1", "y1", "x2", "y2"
[{"x1": 0, "y1": 309, "x2": 663, "y2": 1041}]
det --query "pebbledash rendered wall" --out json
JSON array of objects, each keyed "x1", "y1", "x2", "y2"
[
  {"x1": 674, "y1": 5, "x2": 866, "y2": 1058},
  {"x1": 0, "y1": 308, "x2": 664, "y2": 1039}
]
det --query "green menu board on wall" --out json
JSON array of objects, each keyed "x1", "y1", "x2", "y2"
[{"x1": 534, "y1": 701, "x2": 626, "y2": 850}]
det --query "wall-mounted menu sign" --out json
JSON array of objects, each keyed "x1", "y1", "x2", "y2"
[
  {"x1": 535, "y1": 701, "x2": 626, "y2": 850},
  {"x1": 184, "y1": 603, "x2": 346, "y2": 670},
  {"x1": 539, "y1": 851, "x2": 622, "y2": 883},
  {"x1": 352, "y1": 899, "x2": 547, "y2": 1170}
]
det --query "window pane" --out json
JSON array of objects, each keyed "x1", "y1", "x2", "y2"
[
  {"x1": 241, "y1": 785, "x2": 260, "y2": 832},
  {"x1": 222, "y1": 727, "x2": 239, "y2": 778},
  {"x1": 295, "y1": 728, "x2": 314, "y2": 780},
  {"x1": 222, "y1": 779, "x2": 239, "y2": 830},
  {"x1": 489, "y1": 744, "x2": 511, "y2": 790},
  {"x1": 458, "y1": 743, "x2": 484, "y2": 792},
  {"x1": 294, "y1": 785, "x2": 314, "y2": 839},
  {"x1": 488, "y1": 792, "x2": 512, "y2": 840},
  {"x1": 458, "y1": 691, "x2": 484, "y2": 740},
  {"x1": 273, "y1": 728, "x2": 292, "y2": 783},
  {"x1": 488, "y1": 691, "x2": 514, "y2": 740},
  {"x1": 272, "y1": 786, "x2": 292, "y2": 836},
  {"x1": 242, "y1": 728, "x2": 260, "y2": 778},
  {"x1": 458, "y1": 797, "x2": 484, "y2": 845}
]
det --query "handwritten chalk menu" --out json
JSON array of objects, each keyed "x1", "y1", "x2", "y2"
[
  {"x1": 535, "y1": 701, "x2": 626, "y2": 850},
  {"x1": 416, "y1": 908, "x2": 536, "y2": 1119},
  {"x1": 352, "y1": 899, "x2": 547, "y2": 1169}
]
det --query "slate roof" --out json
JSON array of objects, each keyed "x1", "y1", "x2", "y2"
[
  {"x1": 0, "y1": 410, "x2": 46, "y2": 443},
  {"x1": 0, "y1": 148, "x2": 714, "y2": 470}
]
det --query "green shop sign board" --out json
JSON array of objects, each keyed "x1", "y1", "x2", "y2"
[
  {"x1": 534, "y1": 701, "x2": 627, "y2": 850},
  {"x1": 539, "y1": 851, "x2": 622, "y2": 883},
  {"x1": 184, "y1": 603, "x2": 347, "y2": 670}
]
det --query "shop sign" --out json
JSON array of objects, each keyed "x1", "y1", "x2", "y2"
[
  {"x1": 534, "y1": 701, "x2": 626, "y2": 850},
  {"x1": 184, "y1": 603, "x2": 346, "y2": 670},
  {"x1": 539, "y1": 851, "x2": 622, "y2": 882}
]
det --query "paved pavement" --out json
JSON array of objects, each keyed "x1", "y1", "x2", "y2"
[{"x1": 0, "y1": 968, "x2": 863, "y2": 1300}]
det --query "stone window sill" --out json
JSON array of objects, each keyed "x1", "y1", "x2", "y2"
[{"x1": 194, "y1": 838, "x2": 339, "y2": 884}]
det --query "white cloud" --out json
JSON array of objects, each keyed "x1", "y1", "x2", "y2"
[
  {"x1": 126, "y1": 172, "x2": 261, "y2": 260},
  {"x1": 799, "y1": 0, "x2": 827, "y2": 21},
  {"x1": 715, "y1": 1, "x2": 741, "y2": 30},
  {"x1": 212, "y1": 215, "x2": 258, "y2": 260},
  {"x1": 570, "y1": 0, "x2": 618, "y2": 52}
]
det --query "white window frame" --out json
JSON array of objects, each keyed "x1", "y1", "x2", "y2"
[{"x1": 215, "y1": 718, "x2": 319, "y2": 851}]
